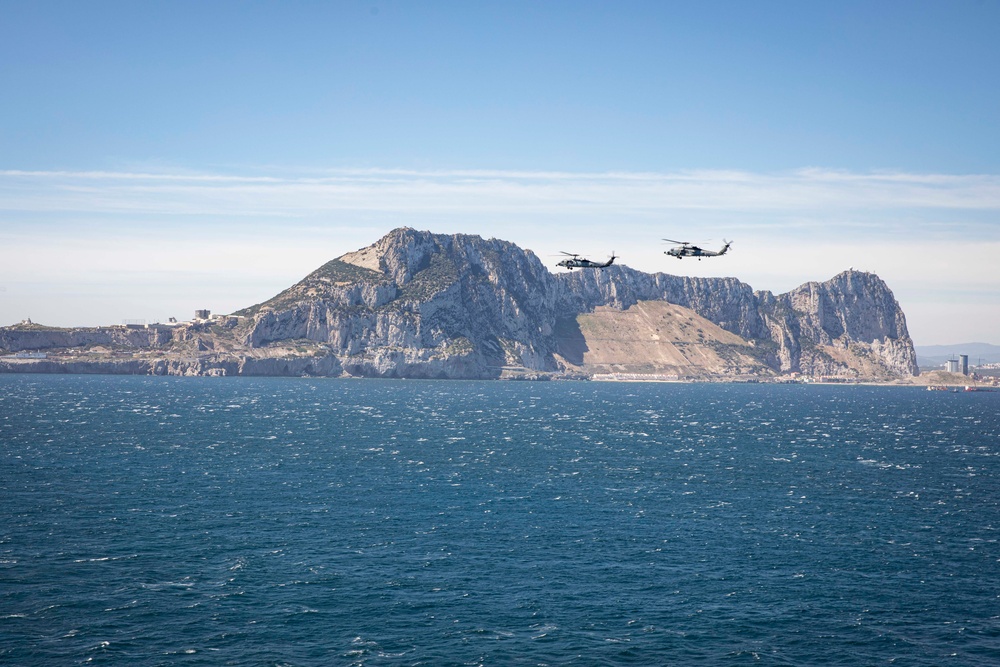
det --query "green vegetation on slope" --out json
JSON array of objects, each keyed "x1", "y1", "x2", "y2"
[
  {"x1": 397, "y1": 253, "x2": 460, "y2": 302},
  {"x1": 233, "y1": 259, "x2": 387, "y2": 318}
]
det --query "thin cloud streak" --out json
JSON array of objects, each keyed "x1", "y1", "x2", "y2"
[{"x1": 3, "y1": 168, "x2": 1000, "y2": 220}]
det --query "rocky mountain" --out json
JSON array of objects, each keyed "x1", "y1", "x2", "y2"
[
  {"x1": 1, "y1": 228, "x2": 919, "y2": 379},
  {"x1": 230, "y1": 228, "x2": 916, "y2": 379}
]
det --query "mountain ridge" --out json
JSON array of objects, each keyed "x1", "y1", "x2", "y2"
[
  {"x1": 222, "y1": 228, "x2": 918, "y2": 378},
  {"x1": 1, "y1": 228, "x2": 918, "y2": 379}
]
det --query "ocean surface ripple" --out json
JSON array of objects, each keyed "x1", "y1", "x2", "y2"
[{"x1": 2, "y1": 376, "x2": 998, "y2": 665}]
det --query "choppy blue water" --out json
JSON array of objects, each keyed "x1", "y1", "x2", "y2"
[{"x1": 2, "y1": 376, "x2": 999, "y2": 666}]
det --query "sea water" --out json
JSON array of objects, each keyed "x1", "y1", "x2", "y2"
[{"x1": 1, "y1": 375, "x2": 998, "y2": 665}]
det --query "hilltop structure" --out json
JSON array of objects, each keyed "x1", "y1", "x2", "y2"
[{"x1": 1, "y1": 228, "x2": 918, "y2": 380}]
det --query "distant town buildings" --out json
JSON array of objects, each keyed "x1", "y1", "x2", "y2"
[{"x1": 944, "y1": 353, "x2": 977, "y2": 376}]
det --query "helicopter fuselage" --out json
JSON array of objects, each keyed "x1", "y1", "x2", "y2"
[
  {"x1": 556, "y1": 256, "x2": 616, "y2": 270},
  {"x1": 664, "y1": 241, "x2": 731, "y2": 260}
]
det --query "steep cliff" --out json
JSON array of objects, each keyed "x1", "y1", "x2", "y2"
[
  {"x1": 756, "y1": 270, "x2": 917, "y2": 377},
  {"x1": 234, "y1": 228, "x2": 917, "y2": 379},
  {"x1": 0, "y1": 324, "x2": 173, "y2": 352},
  {"x1": 1, "y1": 228, "x2": 918, "y2": 379},
  {"x1": 236, "y1": 229, "x2": 562, "y2": 378}
]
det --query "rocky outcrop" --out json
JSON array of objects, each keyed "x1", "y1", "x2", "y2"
[
  {"x1": 0, "y1": 325, "x2": 174, "y2": 352},
  {"x1": 556, "y1": 267, "x2": 770, "y2": 340},
  {"x1": 1, "y1": 228, "x2": 918, "y2": 379},
  {"x1": 238, "y1": 229, "x2": 564, "y2": 378},
  {"x1": 755, "y1": 270, "x2": 918, "y2": 376},
  {"x1": 232, "y1": 228, "x2": 916, "y2": 379}
]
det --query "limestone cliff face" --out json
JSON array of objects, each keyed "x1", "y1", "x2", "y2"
[
  {"x1": 235, "y1": 228, "x2": 917, "y2": 379},
  {"x1": 756, "y1": 270, "x2": 918, "y2": 377},
  {"x1": 555, "y1": 267, "x2": 769, "y2": 340},
  {"x1": 239, "y1": 228, "x2": 563, "y2": 378},
  {"x1": 1, "y1": 228, "x2": 918, "y2": 379},
  {"x1": 0, "y1": 326, "x2": 173, "y2": 352}
]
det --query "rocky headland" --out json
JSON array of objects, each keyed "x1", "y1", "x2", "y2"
[{"x1": 0, "y1": 228, "x2": 919, "y2": 380}]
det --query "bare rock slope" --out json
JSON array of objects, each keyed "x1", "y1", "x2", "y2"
[
  {"x1": 1, "y1": 228, "x2": 918, "y2": 379},
  {"x1": 233, "y1": 228, "x2": 917, "y2": 379}
]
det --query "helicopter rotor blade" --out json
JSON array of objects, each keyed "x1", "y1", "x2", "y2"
[{"x1": 662, "y1": 238, "x2": 688, "y2": 245}]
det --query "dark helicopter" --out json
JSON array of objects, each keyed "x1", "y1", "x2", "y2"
[
  {"x1": 663, "y1": 239, "x2": 732, "y2": 260},
  {"x1": 556, "y1": 251, "x2": 617, "y2": 270}
]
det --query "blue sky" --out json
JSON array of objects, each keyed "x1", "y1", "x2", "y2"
[{"x1": 1, "y1": 1, "x2": 999, "y2": 345}]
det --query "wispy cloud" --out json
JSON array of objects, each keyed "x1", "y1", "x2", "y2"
[{"x1": 3, "y1": 167, "x2": 1000, "y2": 220}]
